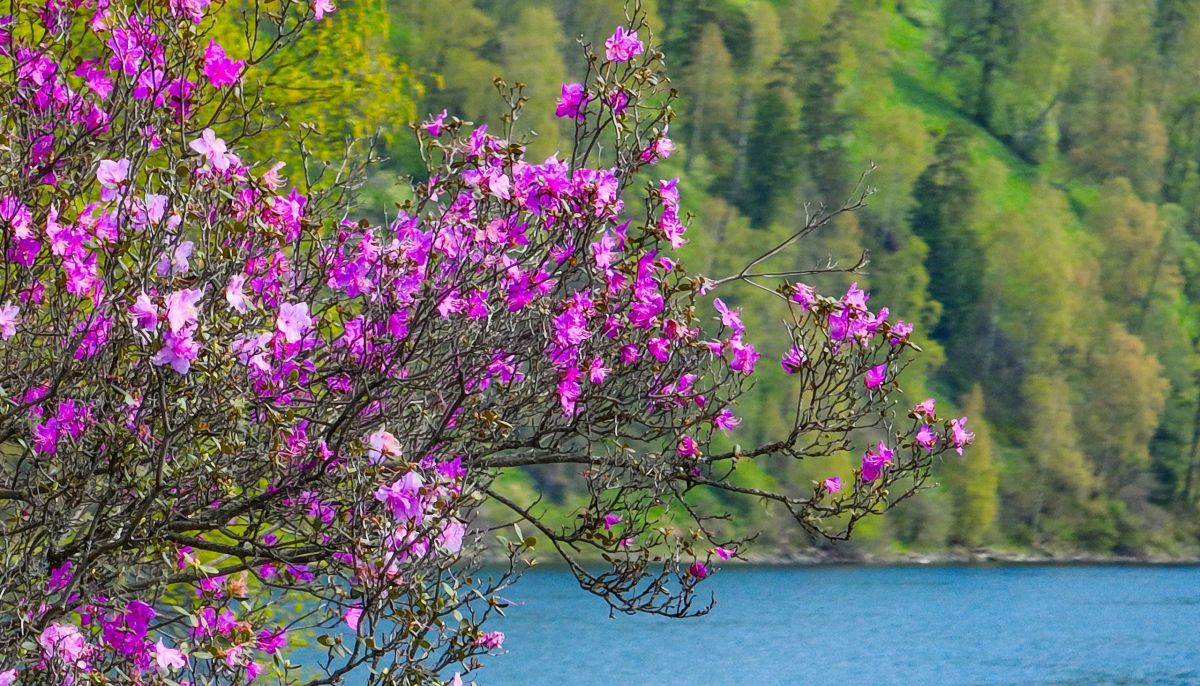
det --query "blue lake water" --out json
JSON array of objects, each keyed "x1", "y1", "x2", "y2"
[{"x1": 478, "y1": 565, "x2": 1200, "y2": 686}]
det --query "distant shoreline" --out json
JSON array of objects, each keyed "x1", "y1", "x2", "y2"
[
  {"x1": 740, "y1": 548, "x2": 1200, "y2": 566},
  {"x1": 486, "y1": 548, "x2": 1200, "y2": 568}
]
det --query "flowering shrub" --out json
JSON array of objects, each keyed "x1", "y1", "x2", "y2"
[{"x1": 0, "y1": 3, "x2": 970, "y2": 684}]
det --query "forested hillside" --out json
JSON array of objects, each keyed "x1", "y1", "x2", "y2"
[{"x1": 265, "y1": 0, "x2": 1200, "y2": 556}]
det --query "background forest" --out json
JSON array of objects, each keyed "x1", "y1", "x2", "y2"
[{"x1": 248, "y1": 0, "x2": 1200, "y2": 557}]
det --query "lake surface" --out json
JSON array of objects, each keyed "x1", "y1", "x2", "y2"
[{"x1": 478, "y1": 565, "x2": 1200, "y2": 685}]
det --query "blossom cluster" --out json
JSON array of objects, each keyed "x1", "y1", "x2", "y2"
[{"x1": 0, "y1": 10, "x2": 968, "y2": 685}]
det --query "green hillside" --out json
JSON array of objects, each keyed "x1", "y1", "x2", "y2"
[{"x1": 263, "y1": 0, "x2": 1200, "y2": 558}]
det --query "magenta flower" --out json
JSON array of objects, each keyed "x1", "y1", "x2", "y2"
[
  {"x1": 915, "y1": 424, "x2": 938, "y2": 451},
  {"x1": 640, "y1": 135, "x2": 674, "y2": 163},
  {"x1": 605, "y1": 26, "x2": 645, "y2": 62},
  {"x1": 0, "y1": 669, "x2": 15, "y2": 686},
  {"x1": 889, "y1": 320, "x2": 913, "y2": 345},
  {"x1": 46, "y1": 561, "x2": 73, "y2": 592},
  {"x1": 423, "y1": 109, "x2": 447, "y2": 137},
  {"x1": 476, "y1": 631, "x2": 505, "y2": 650},
  {"x1": 602, "y1": 512, "x2": 622, "y2": 530},
  {"x1": 605, "y1": 89, "x2": 629, "y2": 115},
  {"x1": 152, "y1": 330, "x2": 201, "y2": 374},
  {"x1": 728, "y1": 336, "x2": 759, "y2": 374},
  {"x1": 688, "y1": 561, "x2": 709, "y2": 579},
  {"x1": 864, "y1": 363, "x2": 887, "y2": 390},
  {"x1": 202, "y1": 40, "x2": 244, "y2": 88},
  {"x1": 276, "y1": 302, "x2": 313, "y2": 343},
  {"x1": 712, "y1": 407, "x2": 741, "y2": 432},
  {"x1": 823, "y1": 476, "x2": 842, "y2": 493},
  {"x1": 374, "y1": 472, "x2": 426, "y2": 523},
  {"x1": 0, "y1": 302, "x2": 18, "y2": 339},
  {"x1": 96, "y1": 158, "x2": 129, "y2": 187},
  {"x1": 951, "y1": 417, "x2": 975, "y2": 455},
  {"x1": 256, "y1": 628, "x2": 287, "y2": 655},
  {"x1": 677, "y1": 435, "x2": 700, "y2": 458},
  {"x1": 343, "y1": 606, "x2": 362, "y2": 631},
  {"x1": 781, "y1": 345, "x2": 807, "y2": 374},
  {"x1": 914, "y1": 398, "x2": 936, "y2": 417},
  {"x1": 714, "y1": 546, "x2": 734, "y2": 561},
  {"x1": 861, "y1": 452, "x2": 885, "y2": 482},
  {"x1": 713, "y1": 297, "x2": 745, "y2": 334},
  {"x1": 555, "y1": 83, "x2": 589, "y2": 120}
]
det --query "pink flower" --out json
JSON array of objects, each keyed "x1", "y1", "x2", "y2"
[
  {"x1": 203, "y1": 40, "x2": 244, "y2": 88},
  {"x1": 225, "y1": 274, "x2": 249, "y2": 313},
  {"x1": 256, "y1": 628, "x2": 287, "y2": 655},
  {"x1": 714, "y1": 546, "x2": 734, "y2": 561},
  {"x1": 728, "y1": 336, "x2": 759, "y2": 375},
  {"x1": 476, "y1": 631, "x2": 505, "y2": 650},
  {"x1": 712, "y1": 407, "x2": 741, "y2": 432},
  {"x1": 688, "y1": 561, "x2": 709, "y2": 579},
  {"x1": 165, "y1": 288, "x2": 203, "y2": 333},
  {"x1": 276, "y1": 302, "x2": 313, "y2": 343},
  {"x1": 914, "y1": 398, "x2": 936, "y2": 417},
  {"x1": 605, "y1": 26, "x2": 645, "y2": 62},
  {"x1": 677, "y1": 435, "x2": 700, "y2": 458},
  {"x1": 864, "y1": 363, "x2": 887, "y2": 390},
  {"x1": 189, "y1": 128, "x2": 233, "y2": 172},
  {"x1": 0, "y1": 669, "x2": 16, "y2": 686},
  {"x1": 423, "y1": 109, "x2": 447, "y2": 137},
  {"x1": 861, "y1": 452, "x2": 885, "y2": 483},
  {"x1": 555, "y1": 83, "x2": 589, "y2": 121},
  {"x1": 915, "y1": 424, "x2": 938, "y2": 451},
  {"x1": 152, "y1": 330, "x2": 201, "y2": 374},
  {"x1": 823, "y1": 476, "x2": 842, "y2": 493},
  {"x1": 588, "y1": 357, "x2": 610, "y2": 384},
  {"x1": 130, "y1": 293, "x2": 157, "y2": 330},
  {"x1": 951, "y1": 417, "x2": 975, "y2": 455},
  {"x1": 154, "y1": 639, "x2": 187, "y2": 671},
  {"x1": 97, "y1": 158, "x2": 130, "y2": 200},
  {"x1": 640, "y1": 135, "x2": 674, "y2": 163},
  {"x1": 781, "y1": 345, "x2": 807, "y2": 374},
  {"x1": 367, "y1": 429, "x2": 401, "y2": 463},
  {"x1": 602, "y1": 512, "x2": 622, "y2": 530},
  {"x1": 605, "y1": 89, "x2": 629, "y2": 115},
  {"x1": 39, "y1": 623, "x2": 87, "y2": 663},
  {"x1": 260, "y1": 161, "x2": 286, "y2": 189},
  {"x1": 0, "y1": 302, "x2": 18, "y2": 339},
  {"x1": 791, "y1": 282, "x2": 816, "y2": 310},
  {"x1": 712, "y1": 297, "x2": 744, "y2": 334},
  {"x1": 344, "y1": 606, "x2": 362, "y2": 631},
  {"x1": 889, "y1": 320, "x2": 913, "y2": 345},
  {"x1": 374, "y1": 472, "x2": 426, "y2": 522},
  {"x1": 439, "y1": 519, "x2": 466, "y2": 553},
  {"x1": 312, "y1": 0, "x2": 335, "y2": 20}
]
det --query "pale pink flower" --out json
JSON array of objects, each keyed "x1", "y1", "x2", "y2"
[
  {"x1": 165, "y1": 288, "x2": 203, "y2": 333},
  {"x1": 154, "y1": 639, "x2": 187, "y2": 671},
  {"x1": 130, "y1": 293, "x2": 157, "y2": 330},
  {"x1": 313, "y1": 0, "x2": 335, "y2": 20},
  {"x1": 276, "y1": 302, "x2": 313, "y2": 343},
  {"x1": 225, "y1": 274, "x2": 249, "y2": 313},
  {"x1": 0, "y1": 303, "x2": 18, "y2": 339}
]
